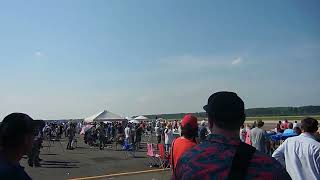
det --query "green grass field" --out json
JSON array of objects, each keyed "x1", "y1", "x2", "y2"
[
  {"x1": 246, "y1": 115, "x2": 320, "y2": 121},
  {"x1": 166, "y1": 115, "x2": 320, "y2": 122}
]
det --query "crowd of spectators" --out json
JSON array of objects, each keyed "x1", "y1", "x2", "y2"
[{"x1": 0, "y1": 91, "x2": 319, "y2": 180}]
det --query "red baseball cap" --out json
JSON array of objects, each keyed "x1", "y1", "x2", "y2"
[{"x1": 181, "y1": 114, "x2": 198, "y2": 129}]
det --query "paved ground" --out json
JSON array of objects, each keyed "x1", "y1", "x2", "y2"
[
  {"x1": 21, "y1": 135, "x2": 170, "y2": 180},
  {"x1": 69, "y1": 169, "x2": 170, "y2": 180},
  {"x1": 97, "y1": 170, "x2": 170, "y2": 180}
]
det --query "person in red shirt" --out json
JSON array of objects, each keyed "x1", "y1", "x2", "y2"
[
  {"x1": 282, "y1": 119, "x2": 289, "y2": 129},
  {"x1": 171, "y1": 114, "x2": 198, "y2": 170}
]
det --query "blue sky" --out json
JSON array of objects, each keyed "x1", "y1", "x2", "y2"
[{"x1": 0, "y1": 0, "x2": 319, "y2": 119}]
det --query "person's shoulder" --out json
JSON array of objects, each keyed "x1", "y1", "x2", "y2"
[
  {"x1": 253, "y1": 152, "x2": 292, "y2": 179},
  {"x1": 174, "y1": 137, "x2": 183, "y2": 141},
  {"x1": 178, "y1": 142, "x2": 208, "y2": 162},
  {"x1": 253, "y1": 151, "x2": 291, "y2": 178},
  {"x1": 176, "y1": 137, "x2": 196, "y2": 146},
  {"x1": 303, "y1": 136, "x2": 320, "y2": 149},
  {"x1": 0, "y1": 165, "x2": 31, "y2": 180},
  {"x1": 251, "y1": 150, "x2": 284, "y2": 170},
  {"x1": 286, "y1": 134, "x2": 317, "y2": 144},
  {"x1": 257, "y1": 127, "x2": 265, "y2": 132},
  {"x1": 249, "y1": 151, "x2": 290, "y2": 178}
]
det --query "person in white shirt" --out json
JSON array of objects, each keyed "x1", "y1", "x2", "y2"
[
  {"x1": 164, "y1": 123, "x2": 174, "y2": 152},
  {"x1": 272, "y1": 117, "x2": 320, "y2": 180},
  {"x1": 292, "y1": 121, "x2": 301, "y2": 129},
  {"x1": 178, "y1": 123, "x2": 182, "y2": 136},
  {"x1": 155, "y1": 123, "x2": 162, "y2": 146},
  {"x1": 239, "y1": 124, "x2": 246, "y2": 142},
  {"x1": 124, "y1": 124, "x2": 131, "y2": 142}
]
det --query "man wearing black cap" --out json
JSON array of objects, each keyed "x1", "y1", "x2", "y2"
[
  {"x1": 0, "y1": 113, "x2": 35, "y2": 180},
  {"x1": 173, "y1": 92, "x2": 291, "y2": 180}
]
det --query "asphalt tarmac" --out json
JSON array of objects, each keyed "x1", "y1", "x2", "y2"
[{"x1": 21, "y1": 135, "x2": 170, "y2": 180}]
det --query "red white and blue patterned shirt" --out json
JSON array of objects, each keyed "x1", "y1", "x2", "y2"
[{"x1": 173, "y1": 134, "x2": 291, "y2": 180}]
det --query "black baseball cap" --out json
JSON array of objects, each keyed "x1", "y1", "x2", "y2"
[
  {"x1": 0, "y1": 113, "x2": 36, "y2": 148},
  {"x1": 203, "y1": 91, "x2": 245, "y2": 130}
]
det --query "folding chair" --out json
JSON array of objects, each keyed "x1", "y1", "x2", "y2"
[
  {"x1": 122, "y1": 139, "x2": 135, "y2": 158},
  {"x1": 157, "y1": 144, "x2": 170, "y2": 169},
  {"x1": 147, "y1": 143, "x2": 161, "y2": 167}
]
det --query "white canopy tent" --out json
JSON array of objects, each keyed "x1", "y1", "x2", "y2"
[
  {"x1": 129, "y1": 119, "x2": 140, "y2": 124},
  {"x1": 134, "y1": 115, "x2": 149, "y2": 121},
  {"x1": 156, "y1": 118, "x2": 166, "y2": 122},
  {"x1": 84, "y1": 110, "x2": 126, "y2": 123},
  {"x1": 125, "y1": 117, "x2": 133, "y2": 120}
]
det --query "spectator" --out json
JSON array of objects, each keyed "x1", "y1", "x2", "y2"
[
  {"x1": 28, "y1": 126, "x2": 42, "y2": 167},
  {"x1": 161, "y1": 123, "x2": 166, "y2": 144},
  {"x1": 239, "y1": 124, "x2": 246, "y2": 142},
  {"x1": 0, "y1": 113, "x2": 36, "y2": 180},
  {"x1": 177, "y1": 122, "x2": 182, "y2": 136},
  {"x1": 293, "y1": 127, "x2": 302, "y2": 135},
  {"x1": 111, "y1": 123, "x2": 116, "y2": 139},
  {"x1": 124, "y1": 124, "x2": 131, "y2": 142},
  {"x1": 283, "y1": 119, "x2": 289, "y2": 129},
  {"x1": 199, "y1": 120, "x2": 208, "y2": 143},
  {"x1": 272, "y1": 118, "x2": 320, "y2": 180},
  {"x1": 282, "y1": 123, "x2": 295, "y2": 136},
  {"x1": 155, "y1": 122, "x2": 162, "y2": 148},
  {"x1": 106, "y1": 123, "x2": 112, "y2": 139},
  {"x1": 293, "y1": 121, "x2": 301, "y2": 130},
  {"x1": 66, "y1": 124, "x2": 76, "y2": 150},
  {"x1": 275, "y1": 123, "x2": 284, "y2": 133},
  {"x1": 252, "y1": 121, "x2": 257, "y2": 128},
  {"x1": 97, "y1": 122, "x2": 106, "y2": 150},
  {"x1": 117, "y1": 123, "x2": 124, "y2": 137},
  {"x1": 164, "y1": 123, "x2": 174, "y2": 152},
  {"x1": 146, "y1": 124, "x2": 151, "y2": 135},
  {"x1": 245, "y1": 124, "x2": 252, "y2": 145},
  {"x1": 173, "y1": 91, "x2": 290, "y2": 180},
  {"x1": 315, "y1": 131, "x2": 320, "y2": 142},
  {"x1": 250, "y1": 120, "x2": 268, "y2": 154},
  {"x1": 135, "y1": 124, "x2": 143, "y2": 150},
  {"x1": 130, "y1": 123, "x2": 136, "y2": 146},
  {"x1": 280, "y1": 120, "x2": 286, "y2": 132},
  {"x1": 173, "y1": 120, "x2": 178, "y2": 130},
  {"x1": 171, "y1": 114, "x2": 198, "y2": 171}
]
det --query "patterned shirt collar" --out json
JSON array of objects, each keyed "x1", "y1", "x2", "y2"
[{"x1": 207, "y1": 133, "x2": 241, "y2": 146}]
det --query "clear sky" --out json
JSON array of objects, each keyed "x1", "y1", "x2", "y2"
[{"x1": 0, "y1": 0, "x2": 319, "y2": 120}]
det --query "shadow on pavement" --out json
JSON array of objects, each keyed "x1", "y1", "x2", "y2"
[
  {"x1": 44, "y1": 160, "x2": 80, "y2": 163},
  {"x1": 73, "y1": 146, "x2": 88, "y2": 149},
  {"x1": 133, "y1": 156, "x2": 146, "y2": 159},
  {"x1": 41, "y1": 165, "x2": 79, "y2": 169},
  {"x1": 41, "y1": 153, "x2": 58, "y2": 155},
  {"x1": 41, "y1": 160, "x2": 80, "y2": 169}
]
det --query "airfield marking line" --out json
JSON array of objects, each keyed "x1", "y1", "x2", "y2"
[{"x1": 68, "y1": 168, "x2": 170, "y2": 180}]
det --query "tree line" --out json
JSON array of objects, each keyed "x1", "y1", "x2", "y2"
[{"x1": 145, "y1": 106, "x2": 320, "y2": 120}]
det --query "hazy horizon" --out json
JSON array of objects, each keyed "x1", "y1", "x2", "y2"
[{"x1": 1, "y1": 0, "x2": 319, "y2": 120}]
